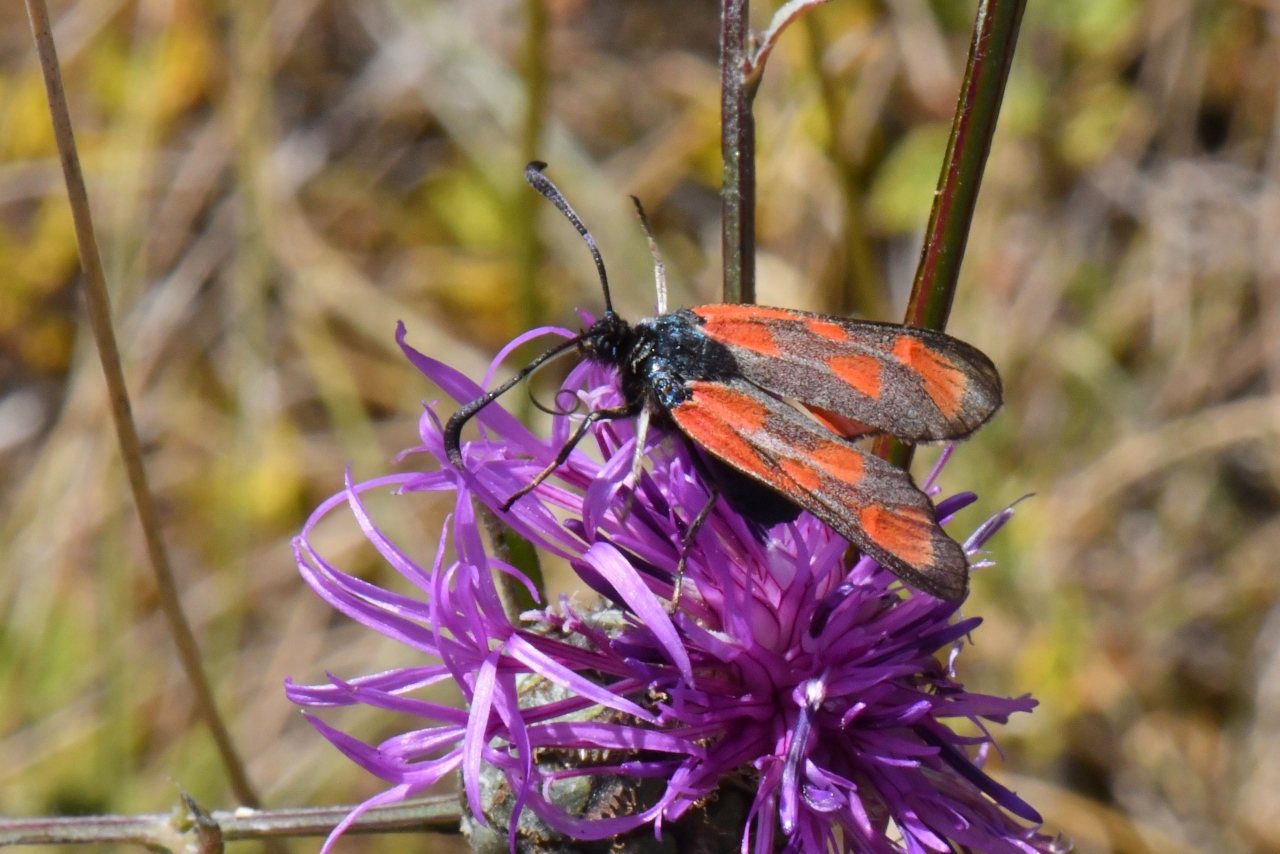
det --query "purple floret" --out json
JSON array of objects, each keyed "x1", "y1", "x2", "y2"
[{"x1": 287, "y1": 322, "x2": 1061, "y2": 854}]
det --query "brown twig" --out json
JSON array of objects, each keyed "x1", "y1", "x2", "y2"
[
  {"x1": 180, "y1": 793, "x2": 224, "y2": 854},
  {"x1": 0, "y1": 795, "x2": 462, "y2": 849},
  {"x1": 723, "y1": 0, "x2": 839, "y2": 306},
  {"x1": 22, "y1": 0, "x2": 261, "y2": 809},
  {"x1": 720, "y1": 0, "x2": 755, "y2": 304}
]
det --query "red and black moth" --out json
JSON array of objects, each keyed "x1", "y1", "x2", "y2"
[{"x1": 444, "y1": 163, "x2": 1002, "y2": 602}]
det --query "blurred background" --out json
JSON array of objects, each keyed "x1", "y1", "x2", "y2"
[{"x1": 1, "y1": 0, "x2": 1278, "y2": 852}]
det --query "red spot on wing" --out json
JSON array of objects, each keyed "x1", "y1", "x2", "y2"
[
  {"x1": 805, "y1": 406, "x2": 878, "y2": 440},
  {"x1": 828, "y1": 353, "x2": 883, "y2": 399},
  {"x1": 779, "y1": 459, "x2": 821, "y2": 491},
  {"x1": 700, "y1": 317, "x2": 782, "y2": 356},
  {"x1": 892, "y1": 336, "x2": 966, "y2": 419},
  {"x1": 806, "y1": 320, "x2": 847, "y2": 342},
  {"x1": 672, "y1": 383, "x2": 771, "y2": 479},
  {"x1": 693, "y1": 305, "x2": 797, "y2": 322},
  {"x1": 687, "y1": 382, "x2": 769, "y2": 431},
  {"x1": 857, "y1": 504, "x2": 935, "y2": 567},
  {"x1": 810, "y1": 441, "x2": 865, "y2": 486}
]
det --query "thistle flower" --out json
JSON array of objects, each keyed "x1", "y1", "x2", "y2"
[{"x1": 288, "y1": 322, "x2": 1060, "y2": 854}]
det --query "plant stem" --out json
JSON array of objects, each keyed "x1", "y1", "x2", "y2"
[
  {"x1": 496, "y1": 0, "x2": 550, "y2": 606},
  {"x1": 873, "y1": 0, "x2": 1027, "y2": 469},
  {"x1": 903, "y1": 0, "x2": 1027, "y2": 331},
  {"x1": 721, "y1": 0, "x2": 755, "y2": 305},
  {"x1": 747, "y1": 0, "x2": 833, "y2": 94},
  {"x1": 479, "y1": 504, "x2": 544, "y2": 616},
  {"x1": 0, "y1": 796, "x2": 462, "y2": 849},
  {"x1": 22, "y1": 0, "x2": 262, "y2": 809}
]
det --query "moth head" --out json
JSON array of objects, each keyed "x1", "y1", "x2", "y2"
[{"x1": 579, "y1": 311, "x2": 634, "y2": 364}]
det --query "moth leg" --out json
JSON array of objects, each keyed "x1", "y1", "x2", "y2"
[
  {"x1": 629, "y1": 407, "x2": 652, "y2": 488},
  {"x1": 500, "y1": 403, "x2": 640, "y2": 512},
  {"x1": 672, "y1": 489, "x2": 718, "y2": 610},
  {"x1": 616, "y1": 407, "x2": 652, "y2": 523}
]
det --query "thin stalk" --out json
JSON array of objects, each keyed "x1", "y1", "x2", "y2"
[
  {"x1": 873, "y1": 0, "x2": 1027, "y2": 469},
  {"x1": 0, "y1": 795, "x2": 461, "y2": 849},
  {"x1": 22, "y1": 0, "x2": 262, "y2": 809},
  {"x1": 747, "y1": 0, "x2": 834, "y2": 94},
  {"x1": 723, "y1": 0, "x2": 838, "y2": 305},
  {"x1": 721, "y1": 0, "x2": 755, "y2": 304},
  {"x1": 495, "y1": 0, "x2": 550, "y2": 605},
  {"x1": 479, "y1": 503, "x2": 544, "y2": 616}
]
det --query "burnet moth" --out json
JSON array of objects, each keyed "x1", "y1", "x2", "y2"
[{"x1": 444, "y1": 163, "x2": 1002, "y2": 602}]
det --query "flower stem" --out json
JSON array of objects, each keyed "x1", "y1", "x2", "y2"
[
  {"x1": 479, "y1": 504, "x2": 544, "y2": 617},
  {"x1": 0, "y1": 795, "x2": 462, "y2": 849},
  {"x1": 22, "y1": 0, "x2": 262, "y2": 809},
  {"x1": 874, "y1": 0, "x2": 1027, "y2": 469},
  {"x1": 721, "y1": 0, "x2": 755, "y2": 304},
  {"x1": 497, "y1": 0, "x2": 550, "y2": 607}
]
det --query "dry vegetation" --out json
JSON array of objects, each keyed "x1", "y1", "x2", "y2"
[{"x1": 1, "y1": 0, "x2": 1279, "y2": 852}]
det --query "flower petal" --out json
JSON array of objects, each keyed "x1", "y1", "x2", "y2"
[
  {"x1": 581, "y1": 541, "x2": 692, "y2": 683},
  {"x1": 504, "y1": 634, "x2": 658, "y2": 723},
  {"x1": 462, "y1": 651, "x2": 500, "y2": 824}
]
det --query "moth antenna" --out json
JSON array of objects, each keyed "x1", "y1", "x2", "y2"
[
  {"x1": 630, "y1": 195, "x2": 667, "y2": 315},
  {"x1": 528, "y1": 383, "x2": 583, "y2": 418},
  {"x1": 444, "y1": 334, "x2": 585, "y2": 469},
  {"x1": 525, "y1": 162, "x2": 613, "y2": 313}
]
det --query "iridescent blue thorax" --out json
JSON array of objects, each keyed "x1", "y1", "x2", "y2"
[{"x1": 580, "y1": 310, "x2": 738, "y2": 411}]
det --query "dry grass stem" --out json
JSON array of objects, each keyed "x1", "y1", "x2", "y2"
[{"x1": 21, "y1": 0, "x2": 260, "y2": 809}]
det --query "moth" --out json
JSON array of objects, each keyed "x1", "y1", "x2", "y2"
[{"x1": 445, "y1": 163, "x2": 1002, "y2": 602}]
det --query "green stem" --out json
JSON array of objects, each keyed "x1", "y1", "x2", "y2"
[
  {"x1": 496, "y1": 0, "x2": 550, "y2": 607},
  {"x1": 874, "y1": 0, "x2": 1027, "y2": 469},
  {"x1": 721, "y1": 0, "x2": 755, "y2": 305}
]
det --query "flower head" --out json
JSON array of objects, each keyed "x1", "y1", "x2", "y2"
[{"x1": 289, "y1": 322, "x2": 1059, "y2": 854}]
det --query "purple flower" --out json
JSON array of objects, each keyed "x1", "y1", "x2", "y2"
[{"x1": 288, "y1": 322, "x2": 1060, "y2": 854}]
